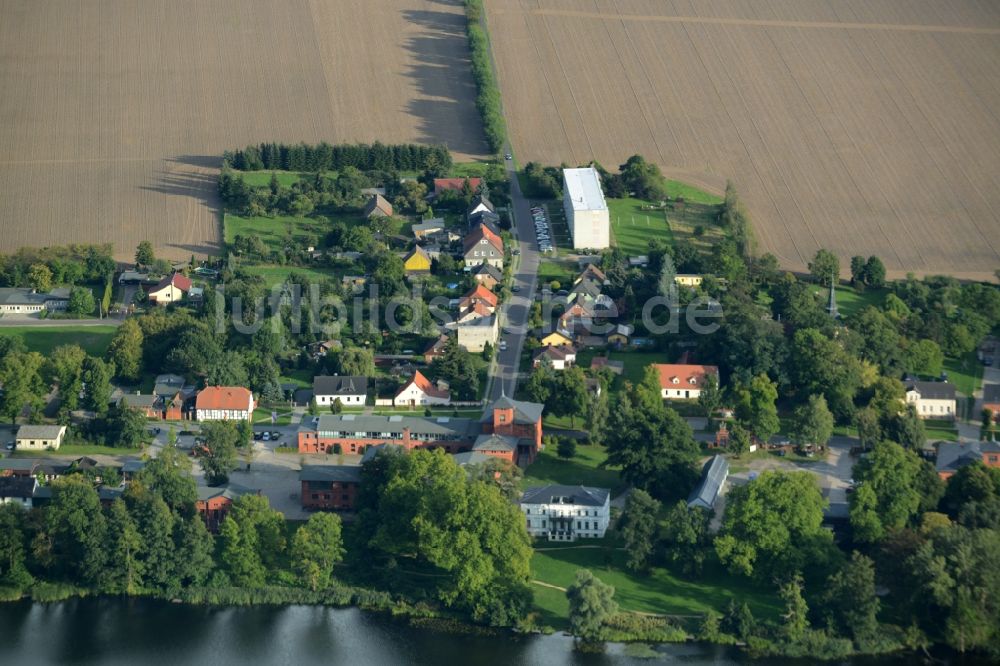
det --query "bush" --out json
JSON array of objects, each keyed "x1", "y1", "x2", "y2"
[
  {"x1": 557, "y1": 438, "x2": 577, "y2": 459},
  {"x1": 597, "y1": 613, "x2": 688, "y2": 643}
]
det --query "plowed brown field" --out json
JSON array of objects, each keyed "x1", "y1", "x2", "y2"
[
  {"x1": 487, "y1": 0, "x2": 1000, "y2": 279},
  {"x1": 0, "y1": 0, "x2": 487, "y2": 261}
]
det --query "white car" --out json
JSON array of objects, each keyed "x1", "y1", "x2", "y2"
[
  {"x1": 499, "y1": 340, "x2": 508, "y2": 351},
  {"x1": 262, "y1": 432, "x2": 271, "y2": 441}
]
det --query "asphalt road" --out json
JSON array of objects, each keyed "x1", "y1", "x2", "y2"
[{"x1": 487, "y1": 153, "x2": 542, "y2": 401}]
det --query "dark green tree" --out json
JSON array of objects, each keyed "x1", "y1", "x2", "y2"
[
  {"x1": 291, "y1": 512, "x2": 345, "y2": 591},
  {"x1": 566, "y1": 569, "x2": 618, "y2": 641},
  {"x1": 619, "y1": 490, "x2": 661, "y2": 574},
  {"x1": 821, "y1": 551, "x2": 880, "y2": 645},
  {"x1": 199, "y1": 421, "x2": 239, "y2": 485},
  {"x1": 661, "y1": 500, "x2": 710, "y2": 576}
]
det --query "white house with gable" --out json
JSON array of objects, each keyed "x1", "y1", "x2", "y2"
[{"x1": 519, "y1": 484, "x2": 610, "y2": 541}]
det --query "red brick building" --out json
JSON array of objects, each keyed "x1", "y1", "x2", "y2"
[
  {"x1": 196, "y1": 485, "x2": 258, "y2": 532},
  {"x1": 299, "y1": 465, "x2": 363, "y2": 510},
  {"x1": 297, "y1": 397, "x2": 545, "y2": 467}
]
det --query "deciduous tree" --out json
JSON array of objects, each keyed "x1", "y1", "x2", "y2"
[
  {"x1": 619, "y1": 490, "x2": 660, "y2": 574},
  {"x1": 566, "y1": 569, "x2": 618, "y2": 640}
]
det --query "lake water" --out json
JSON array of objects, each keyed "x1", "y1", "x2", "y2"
[{"x1": 0, "y1": 598, "x2": 956, "y2": 665}]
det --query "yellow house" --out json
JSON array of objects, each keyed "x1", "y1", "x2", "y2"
[
  {"x1": 540, "y1": 330, "x2": 574, "y2": 347},
  {"x1": 403, "y1": 245, "x2": 432, "y2": 273},
  {"x1": 674, "y1": 274, "x2": 704, "y2": 288}
]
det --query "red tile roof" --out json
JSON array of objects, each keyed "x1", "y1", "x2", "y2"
[
  {"x1": 653, "y1": 364, "x2": 719, "y2": 390},
  {"x1": 460, "y1": 284, "x2": 498, "y2": 309},
  {"x1": 463, "y1": 224, "x2": 503, "y2": 255},
  {"x1": 196, "y1": 386, "x2": 253, "y2": 411},
  {"x1": 397, "y1": 370, "x2": 450, "y2": 400},
  {"x1": 434, "y1": 177, "x2": 481, "y2": 194},
  {"x1": 152, "y1": 272, "x2": 192, "y2": 293}
]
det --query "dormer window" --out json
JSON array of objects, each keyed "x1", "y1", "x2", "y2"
[
  {"x1": 689, "y1": 377, "x2": 697, "y2": 384},
  {"x1": 671, "y1": 377, "x2": 679, "y2": 384}
]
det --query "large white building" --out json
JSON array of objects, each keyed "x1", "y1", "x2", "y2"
[
  {"x1": 563, "y1": 167, "x2": 610, "y2": 250},
  {"x1": 520, "y1": 484, "x2": 611, "y2": 541}
]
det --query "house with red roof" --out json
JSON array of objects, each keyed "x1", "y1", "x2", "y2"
[
  {"x1": 195, "y1": 386, "x2": 255, "y2": 421},
  {"x1": 393, "y1": 370, "x2": 451, "y2": 407},
  {"x1": 433, "y1": 177, "x2": 481, "y2": 196},
  {"x1": 653, "y1": 364, "x2": 719, "y2": 400},
  {"x1": 147, "y1": 273, "x2": 192, "y2": 305},
  {"x1": 459, "y1": 284, "x2": 498, "y2": 313},
  {"x1": 463, "y1": 224, "x2": 504, "y2": 269}
]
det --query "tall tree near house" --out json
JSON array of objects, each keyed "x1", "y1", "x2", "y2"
[
  {"x1": 697, "y1": 373, "x2": 721, "y2": 421},
  {"x1": 735, "y1": 374, "x2": 780, "y2": 444},
  {"x1": 779, "y1": 574, "x2": 810, "y2": 642},
  {"x1": 605, "y1": 369, "x2": 700, "y2": 500},
  {"x1": 566, "y1": 569, "x2": 618, "y2": 641},
  {"x1": 108, "y1": 318, "x2": 144, "y2": 381},
  {"x1": 45, "y1": 476, "x2": 108, "y2": 585},
  {"x1": 219, "y1": 515, "x2": 266, "y2": 588},
  {"x1": 229, "y1": 494, "x2": 287, "y2": 569},
  {"x1": 0, "y1": 351, "x2": 46, "y2": 424},
  {"x1": 549, "y1": 366, "x2": 589, "y2": 428},
  {"x1": 199, "y1": 421, "x2": 239, "y2": 486},
  {"x1": 821, "y1": 551, "x2": 880, "y2": 644},
  {"x1": 715, "y1": 471, "x2": 830, "y2": 579},
  {"x1": 82, "y1": 356, "x2": 115, "y2": 416},
  {"x1": 853, "y1": 407, "x2": 881, "y2": 451},
  {"x1": 27, "y1": 263, "x2": 53, "y2": 293},
  {"x1": 789, "y1": 394, "x2": 834, "y2": 450},
  {"x1": 848, "y1": 441, "x2": 924, "y2": 542},
  {"x1": 46, "y1": 344, "x2": 87, "y2": 414},
  {"x1": 101, "y1": 275, "x2": 113, "y2": 317},
  {"x1": 291, "y1": 512, "x2": 345, "y2": 591},
  {"x1": 808, "y1": 249, "x2": 839, "y2": 284},
  {"x1": 850, "y1": 255, "x2": 867, "y2": 286},
  {"x1": 104, "y1": 499, "x2": 144, "y2": 594},
  {"x1": 863, "y1": 256, "x2": 886, "y2": 289},
  {"x1": 0, "y1": 504, "x2": 32, "y2": 589},
  {"x1": 889, "y1": 404, "x2": 926, "y2": 452},
  {"x1": 135, "y1": 241, "x2": 155, "y2": 268},
  {"x1": 619, "y1": 490, "x2": 661, "y2": 574},
  {"x1": 661, "y1": 501, "x2": 711, "y2": 576},
  {"x1": 67, "y1": 286, "x2": 96, "y2": 317},
  {"x1": 726, "y1": 422, "x2": 752, "y2": 458}
]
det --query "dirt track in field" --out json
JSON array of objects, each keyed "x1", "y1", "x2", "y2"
[
  {"x1": 486, "y1": 0, "x2": 1000, "y2": 279},
  {"x1": 0, "y1": 0, "x2": 487, "y2": 261}
]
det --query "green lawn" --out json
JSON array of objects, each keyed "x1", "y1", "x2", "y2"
[
  {"x1": 944, "y1": 351, "x2": 983, "y2": 397},
  {"x1": 239, "y1": 264, "x2": 340, "y2": 288},
  {"x1": 521, "y1": 444, "x2": 624, "y2": 495},
  {"x1": 449, "y1": 160, "x2": 495, "y2": 178},
  {"x1": 664, "y1": 180, "x2": 723, "y2": 206},
  {"x1": 279, "y1": 369, "x2": 314, "y2": 388},
  {"x1": 834, "y1": 285, "x2": 888, "y2": 319},
  {"x1": 608, "y1": 197, "x2": 672, "y2": 256},
  {"x1": 253, "y1": 407, "x2": 292, "y2": 426},
  {"x1": 531, "y1": 547, "x2": 780, "y2": 622},
  {"x1": 234, "y1": 170, "x2": 328, "y2": 189},
  {"x1": 223, "y1": 213, "x2": 343, "y2": 252},
  {"x1": 537, "y1": 258, "x2": 575, "y2": 288},
  {"x1": 0, "y1": 325, "x2": 118, "y2": 357}
]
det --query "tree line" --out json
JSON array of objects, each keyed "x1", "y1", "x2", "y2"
[
  {"x1": 464, "y1": 1, "x2": 506, "y2": 153},
  {"x1": 223, "y1": 142, "x2": 453, "y2": 174},
  {"x1": 0, "y1": 446, "x2": 532, "y2": 628}
]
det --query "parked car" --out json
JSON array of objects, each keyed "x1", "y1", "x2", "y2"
[
  {"x1": 504, "y1": 152, "x2": 512, "y2": 160},
  {"x1": 262, "y1": 432, "x2": 271, "y2": 441},
  {"x1": 499, "y1": 340, "x2": 508, "y2": 351},
  {"x1": 253, "y1": 431, "x2": 263, "y2": 441},
  {"x1": 270, "y1": 431, "x2": 281, "y2": 440},
  {"x1": 512, "y1": 285, "x2": 521, "y2": 292},
  {"x1": 4, "y1": 442, "x2": 14, "y2": 451}
]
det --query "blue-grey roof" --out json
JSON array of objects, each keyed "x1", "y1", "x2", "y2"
[
  {"x1": 520, "y1": 485, "x2": 610, "y2": 507},
  {"x1": 196, "y1": 483, "x2": 257, "y2": 502},
  {"x1": 0, "y1": 476, "x2": 36, "y2": 499},
  {"x1": 0, "y1": 458, "x2": 40, "y2": 472},
  {"x1": 121, "y1": 459, "x2": 146, "y2": 474},
  {"x1": 472, "y1": 433, "x2": 519, "y2": 453},
  {"x1": 904, "y1": 379, "x2": 955, "y2": 400},
  {"x1": 688, "y1": 455, "x2": 729, "y2": 510},
  {"x1": 313, "y1": 375, "x2": 369, "y2": 397},
  {"x1": 310, "y1": 414, "x2": 477, "y2": 439},
  {"x1": 936, "y1": 441, "x2": 1000, "y2": 474},
  {"x1": 299, "y1": 465, "x2": 363, "y2": 484},
  {"x1": 480, "y1": 396, "x2": 544, "y2": 425},
  {"x1": 453, "y1": 451, "x2": 494, "y2": 466},
  {"x1": 360, "y1": 443, "x2": 406, "y2": 464}
]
